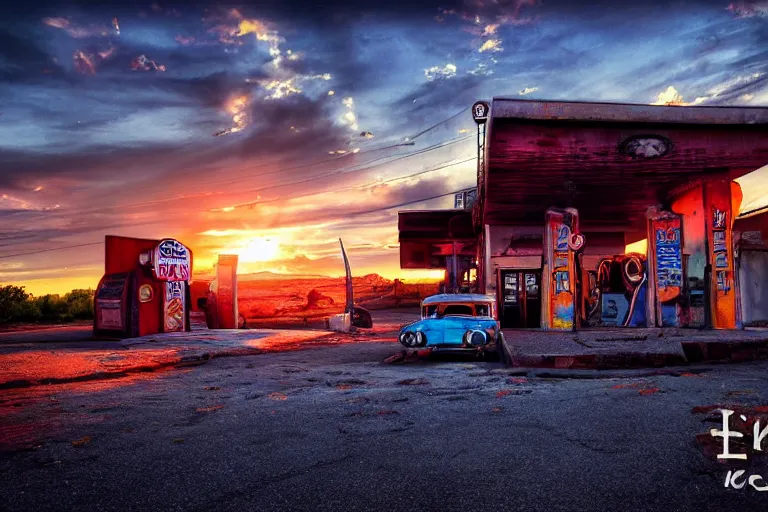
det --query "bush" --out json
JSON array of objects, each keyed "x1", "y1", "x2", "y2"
[
  {"x1": 34, "y1": 295, "x2": 68, "y2": 322},
  {"x1": 14, "y1": 298, "x2": 43, "y2": 323},
  {"x1": 0, "y1": 285, "x2": 40, "y2": 323},
  {"x1": 64, "y1": 289, "x2": 94, "y2": 320},
  {"x1": 0, "y1": 285, "x2": 95, "y2": 324}
]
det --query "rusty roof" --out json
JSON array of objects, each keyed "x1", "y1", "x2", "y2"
[
  {"x1": 482, "y1": 100, "x2": 768, "y2": 227},
  {"x1": 490, "y1": 98, "x2": 768, "y2": 125}
]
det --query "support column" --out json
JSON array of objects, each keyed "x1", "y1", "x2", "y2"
[
  {"x1": 704, "y1": 180, "x2": 743, "y2": 329},
  {"x1": 543, "y1": 208, "x2": 584, "y2": 330},
  {"x1": 215, "y1": 254, "x2": 239, "y2": 329}
]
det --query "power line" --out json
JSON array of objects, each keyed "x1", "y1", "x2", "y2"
[
  {"x1": 405, "y1": 107, "x2": 470, "y2": 141},
  {"x1": 197, "y1": 140, "x2": 414, "y2": 188},
  {"x1": 0, "y1": 242, "x2": 104, "y2": 260},
  {"x1": 342, "y1": 188, "x2": 473, "y2": 217},
  {"x1": 241, "y1": 157, "x2": 477, "y2": 208},
  {"x1": 170, "y1": 106, "x2": 468, "y2": 189},
  {"x1": 20, "y1": 134, "x2": 472, "y2": 221},
  {"x1": 0, "y1": 187, "x2": 473, "y2": 260},
  {"x1": 201, "y1": 105, "x2": 467, "y2": 181},
  {"x1": 20, "y1": 109, "x2": 472, "y2": 219},
  {"x1": 0, "y1": 157, "x2": 477, "y2": 255},
  {"x1": 212, "y1": 136, "x2": 473, "y2": 210},
  {"x1": 0, "y1": 111, "x2": 476, "y2": 253}
]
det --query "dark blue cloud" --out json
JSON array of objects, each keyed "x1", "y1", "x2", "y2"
[{"x1": 0, "y1": 0, "x2": 766, "y2": 266}]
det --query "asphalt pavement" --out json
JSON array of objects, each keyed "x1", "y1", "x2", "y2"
[{"x1": 2, "y1": 339, "x2": 768, "y2": 512}]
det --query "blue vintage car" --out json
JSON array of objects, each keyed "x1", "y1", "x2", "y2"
[{"x1": 398, "y1": 294, "x2": 504, "y2": 358}]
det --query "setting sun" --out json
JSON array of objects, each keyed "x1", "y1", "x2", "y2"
[{"x1": 232, "y1": 237, "x2": 282, "y2": 262}]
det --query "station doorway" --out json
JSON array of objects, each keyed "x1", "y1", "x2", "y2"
[{"x1": 497, "y1": 269, "x2": 542, "y2": 328}]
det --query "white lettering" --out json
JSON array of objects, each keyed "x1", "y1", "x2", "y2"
[
  {"x1": 725, "y1": 470, "x2": 747, "y2": 489},
  {"x1": 754, "y1": 420, "x2": 768, "y2": 452},
  {"x1": 749, "y1": 475, "x2": 768, "y2": 491},
  {"x1": 711, "y1": 409, "x2": 747, "y2": 460},
  {"x1": 158, "y1": 258, "x2": 188, "y2": 265}
]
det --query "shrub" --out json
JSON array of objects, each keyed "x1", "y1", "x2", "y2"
[
  {"x1": 0, "y1": 285, "x2": 95, "y2": 324},
  {"x1": 0, "y1": 285, "x2": 40, "y2": 323},
  {"x1": 64, "y1": 289, "x2": 94, "y2": 320},
  {"x1": 34, "y1": 295, "x2": 68, "y2": 322}
]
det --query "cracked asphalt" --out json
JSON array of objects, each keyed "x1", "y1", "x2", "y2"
[{"x1": 2, "y1": 340, "x2": 768, "y2": 511}]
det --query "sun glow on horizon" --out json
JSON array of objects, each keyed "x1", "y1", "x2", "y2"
[{"x1": 228, "y1": 237, "x2": 282, "y2": 263}]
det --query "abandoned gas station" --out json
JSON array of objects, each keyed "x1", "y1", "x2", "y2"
[{"x1": 399, "y1": 99, "x2": 768, "y2": 331}]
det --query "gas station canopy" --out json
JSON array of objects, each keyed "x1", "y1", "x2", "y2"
[{"x1": 482, "y1": 99, "x2": 768, "y2": 227}]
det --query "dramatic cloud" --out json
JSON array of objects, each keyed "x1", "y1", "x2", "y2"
[
  {"x1": 727, "y1": 1, "x2": 768, "y2": 17},
  {"x1": 478, "y1": 39, "x2": 503, "y2": 53},
  {"x1": 131, "y1": 54, "x2": 167, "y2": 72},
  {"x1": 0, "y1": 0, "x2": 766, "y2": 294},
  {"x1": 424, "y1": 63, "x2": 457, "y2": 81},
  {"x1": 214, "y1": 94, "x2": 251, "y2": 136}
]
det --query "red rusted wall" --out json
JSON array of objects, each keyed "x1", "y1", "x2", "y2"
[
  {"x1": 189, "y1": 281, "x2": 212, "y2": 312},
  {"x1": 485, "y1": 121, "x2": 767, "y2": 226},
  {"x1": 105, "y1": 236, "x2": 159, "y2": 274},
  {"x1": 135, "y1": 270, "x2": 161, "y2": 338},
  {"x1": 216, "y1": 255, "x2": 239, "y2": 329},
  {"x1": 735, "y1": 211, "x2": 768, "y2": 245}
]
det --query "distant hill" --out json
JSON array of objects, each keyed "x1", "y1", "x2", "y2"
[
  {"x1": 238, "y1": 271, "x2": 331, "y2": 281},
  {"x1": 192, "y1": 270, "x2": 441, "y2": 284}
]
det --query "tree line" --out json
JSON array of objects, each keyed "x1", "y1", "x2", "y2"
[{"x1": 0, "y1": 285, "x2": 94, "y2": 324}]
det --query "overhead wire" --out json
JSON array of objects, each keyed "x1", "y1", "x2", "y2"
[
  {"x1": 1, "y1": 108, "x2": 476, "y2": 258},
  {"x1": 16, "y1": 134, "x2": 473, "y2": 220},
  {"x1": 215, "y1": 135, "x2": 473, "y2": 210},
  {"x1": 0, "y1": 147, "x2": 476, "y2": 254},
  {"x1": 236, "y1": 157, "x2": 477, "y2": 208},
  {"x1": 0, "y1": 186, "x2": 476, "y2": 260},
  {"x1": 51, "y1": 107, "x2": 472, "y2": 215}
]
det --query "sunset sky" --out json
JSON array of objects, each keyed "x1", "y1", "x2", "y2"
[{"x1": 1, "y1": 0, "x2": 767, "y2": 296}]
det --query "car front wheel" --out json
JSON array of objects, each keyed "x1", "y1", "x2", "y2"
[{"x1": 400, "y1": 331, "x2": 417, "y2": 348}]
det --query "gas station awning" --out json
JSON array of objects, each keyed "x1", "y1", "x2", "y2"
[
  {"x1": 398, "y1": 210, "x2": 476, "y2": 269},
  {"x1": 483, "y1": 99, "x2": 768, "y2": 227}
]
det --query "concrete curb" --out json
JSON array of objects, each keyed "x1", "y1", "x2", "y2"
[
  {"x1": 681, "y1": 339, "x2": 768, "y2": 363},
  {"x1": 500, "y1": 335, "x2": 768, "y2": 370},
  {"x1": 508, "y1": 352, "x2": 688, "y2": 370},
  {"x1": 489, "y1": 366, "x2": 712, "y2": 379}
]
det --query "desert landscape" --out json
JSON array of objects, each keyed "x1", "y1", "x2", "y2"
[{"x1": 192, "y1": 272, "x2": 440, "y2": 329}]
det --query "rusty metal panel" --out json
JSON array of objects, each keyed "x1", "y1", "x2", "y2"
[
  {"x1": 491, "y1": 99, "x2": 768, "y2": 125},
  {"x1": 398, "y1": 210, "x2": 475, "y2": 241},
  {"x1": 483, "y1": 121, "x2": 768, "y2": 226}
]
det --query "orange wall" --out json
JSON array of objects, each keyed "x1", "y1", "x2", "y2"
[
  {"x1": 671, "y1": 185, "x2": 706, "y2": 328},
  {"x1": 704, "y1": 180, "x2": 740, "y2": 329}
]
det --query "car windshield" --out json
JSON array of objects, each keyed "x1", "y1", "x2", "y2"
[
  {"x1": 441, "y1": 304, "x2": 474, "y2": 317},
  {"x1": 423, "y1": 302, "x2": 493, "y2": 319}
]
